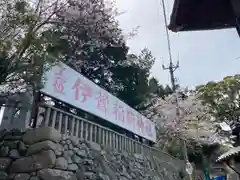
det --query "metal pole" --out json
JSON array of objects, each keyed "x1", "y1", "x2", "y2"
[
  {"x1": 175, "y1": 87, "x2": 192, "y2": 180},
  {"x1": 160, "y1": 0, "x2": 191, "y2": 178}
]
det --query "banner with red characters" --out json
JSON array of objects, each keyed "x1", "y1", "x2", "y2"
[{"x1": 41, "y1": 62, "x2": 156, "y2": 142}]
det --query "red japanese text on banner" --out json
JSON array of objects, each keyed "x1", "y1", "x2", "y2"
[
  {"x1": 95, "y1": 91, "x2": 109, "y2": 115},
  {"x1": 41, "y1": 62, "x2": 156, "y2": 142},
  {"x1": 53, "y1": 67, "x2": 66, "y2": 94},
  {"x1": 136, "y1": 115, "x2": 144, "y2": 134},
  {"x1": 72, "y1": 78, "x2": 92, "y2": 103},
  {"x1": 113, "y1": 101, "x2": 125, "y2": 123},
  {"x1": 126, "y1": 109, "x2": 136, "y2": 126}
]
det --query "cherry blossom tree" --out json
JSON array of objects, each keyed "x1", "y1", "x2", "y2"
[
  {"x1": 0, "y1": 0, "x2": 131, "y2": 100},
  {"x1": 142, "y1": 91, "x2": 230, "y2": 148},
  {"x1": 52, "y1": 0, "x2": 129, "y2": 93}
]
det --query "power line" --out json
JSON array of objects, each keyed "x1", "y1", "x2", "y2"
[{"x1": 160, "y1": 0, "x2": 179, "y2": 91}]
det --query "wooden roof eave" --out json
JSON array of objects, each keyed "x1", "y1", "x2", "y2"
[{"x1": 168, "y1": 0, "x2": 236, "y2": 32}]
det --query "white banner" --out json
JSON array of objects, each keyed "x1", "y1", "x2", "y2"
[{"x1": 41, "y1": 62, "x2": 156, "y2": 142}]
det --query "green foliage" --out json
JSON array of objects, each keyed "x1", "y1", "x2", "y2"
[
  {"x1": 165, "y1": 139, "x2": 184, "y2": 159},
  {"x1": 110, "y1": 48, "x2": 174, "y2": 109},
  {"x1": 149, "y1": 77, "x2": 160, "y2": 94},
  {"x1": 148, "y1": 77, "x2": 173, "y2": 99},
  {"x1": 164, "y1": 85, "x2": 174, "y2": 96},
  {"x1": 166, "y1": 140, "x2": 222, "y2": 170},
  {"x1": 197, "y1": 74, "x2": 240, "y2": 122},
  {"x1": 112, "y1": 48, "x2": 155, "y2": 109},
  {"x1": 0, "y1": 0, "x2": 61, "y2": 93},
  {"x1": 0, "y1": 0, "x2": 171, "y2": 112}
]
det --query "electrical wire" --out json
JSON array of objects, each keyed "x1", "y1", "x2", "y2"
[
  {"x1": 160, "y1": 0, "x2": 173, "y2": 65},
  {"x1": 160, "y1": 0, "x2": 180, "y2": 115}
]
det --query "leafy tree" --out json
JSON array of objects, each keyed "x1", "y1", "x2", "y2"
[
  {"x1": 197, "y1": 75, "x2": 240, "y2": 146},
  {"x1": 0, "y1": 0, "x2": 171, "y2": 118},
  {"x1": 0, "y1": 0, "x2": 133, "y2": 111},
  {"x1": 0, "y1": 0, "x2": 64, "y2": 96},
  {"x1": 164, "y1": 85, "x2": 173, "y2": 96},
  {"x1": 149, "y1": 77, "x2": 159, "y2": 94},
  {"x1": 158, "y1": 85, "x2": 167, "y2": 97},
  {"x1": 0, "y1": 0, "x2": 129, "y2": 95},
  {"x1": 197, "y1": 75, "x2": 240, "y2": 123},
  {"x1": 111, "y1": 48, "x2": 155, "y2": 109},
  {"x1": 148, "y1": 77, "x2": 170, "y2": 99}
]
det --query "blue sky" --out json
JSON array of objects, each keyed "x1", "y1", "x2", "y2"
[{"x1": 115, "y1": 0, "x2": 240, "y2": 88}]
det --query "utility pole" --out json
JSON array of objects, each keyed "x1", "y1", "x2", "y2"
[
  {"x1": 162, "y1": 54, "x2": 193, "y2": 180},
  {"x1": 160, "y1": 0, "x2": 192, "y2": 179},
  {"x1": 162, "y1": 60, "x2": 179, "y2": 91},
  {"x1": 160, "y1": 0, "x2": 179, "y2": 91}
]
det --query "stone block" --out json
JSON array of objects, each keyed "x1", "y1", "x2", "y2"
[
  {"x1": 9, "y1": 149, "x2": 20, "y2": 159},
  {"x1": 37, "y1": 168, "x2": 74, "y2": 180},
  {"x1": 9, "y1": 150, "x2": 56, "y2": 173},
  {"x1": 29, "y1": 177, "x2": 40, "y2": 180},
  {"x1": 0, "y1": 171, "x2": 8, "y2": 180},
  {"x1": 86, "y1": 142, "x2": 101, "y2": 152},
  {"x1": 4, "y1": 141, "x2": 19, "y2": 149},
  {"x1": 23, "y1": 127, "x2": 61, "y2": 145},
  {"x1": 0, "y1": 146, "x2": 9, "y2": 157},
  {"x1": 75, "y1": 168, "x2": 85, "y2": 180},
  {"x1": 0, "y1": 157, "x2": 12, "y2": 170},
  {"x1": 14, "y1": 173, "x2": 30, "y2": 180},
  {"x1": 68, "y1": 164, "x2": 78, "y2": 171},
  {"x1": 18, "y1": 142, "x2": 27, "y2": 156},
  {"x1": 70, "y1": 137, "x2": 79, "y2": 146},
  {"x1": 133, "y1": 154, "x2": 145, "y2": 161},
  {"x1": 27, "y1": 140, "x2": 58, "y2": 155},
  {"x1": 4, "y1": 135, "x2": 22, "y2": 141},
  {"x1": 98, "y1": 173, "x2": 110, "y2": 180},
  {"x1": 74, "y1": 149, "x2": 87, "y2": 158},
  {"x1": 55, "y1": 157, "x2": 68, "y2": 170}
]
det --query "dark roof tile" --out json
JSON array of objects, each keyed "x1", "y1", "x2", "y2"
[{"x1": 168, "y1": 0, "x2": 236, "y2": 32}]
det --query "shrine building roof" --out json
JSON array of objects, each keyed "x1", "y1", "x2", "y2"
[{"x1": 168, "y1": 0, "x2": 236, "y2": 32}]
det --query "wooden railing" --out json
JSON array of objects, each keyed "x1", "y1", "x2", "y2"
[{"x1": 37, "y1": 103, "x2": 183, "y2": 170}]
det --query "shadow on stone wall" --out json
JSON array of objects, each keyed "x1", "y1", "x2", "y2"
[{"x1": 0, "y1": 127, "x2": 183, "y2": 180}]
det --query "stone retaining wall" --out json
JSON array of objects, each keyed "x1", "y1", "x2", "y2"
[{"x1": 0, "y1": 127, "x2": 183, "y2": 180}]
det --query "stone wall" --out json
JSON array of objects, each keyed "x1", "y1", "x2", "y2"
[{"x1": 0, "y1": 127, "x2": 183, "y2": 180}]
